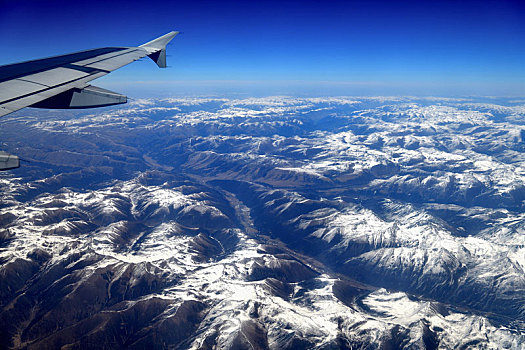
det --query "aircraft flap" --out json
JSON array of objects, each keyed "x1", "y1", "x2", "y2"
[{"x1": 30, "y1": 85, "x2": 127, "y2": 109}]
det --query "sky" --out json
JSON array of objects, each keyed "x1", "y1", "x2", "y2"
[{"x1": 0, "y1": 0, "x2": 524, "y2": 97}]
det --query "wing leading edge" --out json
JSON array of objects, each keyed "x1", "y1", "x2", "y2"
[{"x1": 0, "y1": 31, "x2": 179, "y2": 118}]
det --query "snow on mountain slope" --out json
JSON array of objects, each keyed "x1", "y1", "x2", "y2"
[{"x1": 0, "y1": 96, "x2": 524, "y2": 348}]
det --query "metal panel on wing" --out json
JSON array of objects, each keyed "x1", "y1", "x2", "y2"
[
  {"x1": 84, "y1": 49, "x2": 147, "y2": 71},
  {"x1": 72, "y1": 48, "x2": 134, "y2": 66},
  {"x1": 0, "y1": 79, "x2": 46, "y2": 101},
  {"x1": 21, "y1": 67, "x2": 90, "y2": 87}
]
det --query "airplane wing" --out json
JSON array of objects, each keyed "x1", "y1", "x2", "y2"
[
  {"x1": 0, "y1": 31, "x2": 179, "y2": 118},
  {"x1": 0, "y1": 31, "x2": 178, "y2": 170}
]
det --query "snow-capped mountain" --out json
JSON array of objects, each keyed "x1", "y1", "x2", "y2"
[{"x1": 0, "y1": 96, "x2": 524, "y2": 348}]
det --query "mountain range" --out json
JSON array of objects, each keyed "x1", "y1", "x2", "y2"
[{"x1": 0, "y1": 96, "x2": 524, "y2": 349}]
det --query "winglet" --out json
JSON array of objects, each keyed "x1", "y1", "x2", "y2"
[{"x1": 140, "y1": 31, "x2": 179, "y2": 68}]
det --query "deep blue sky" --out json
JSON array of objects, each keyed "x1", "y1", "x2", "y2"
[{"x1": 1, "y1": 0, "x2": 524, "y2": 96}]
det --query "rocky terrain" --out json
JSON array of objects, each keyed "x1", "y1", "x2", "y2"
[{"x1": 0, "y1": 96, "x2": 524, "y2": 349}]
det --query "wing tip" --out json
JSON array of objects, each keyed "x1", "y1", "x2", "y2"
[
  {"x1": 140, "y1": 31, "x2": 179, "y2": 68},
  {"x1": 140, "y1": 31, "x2": 180, "y2": 50}
]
